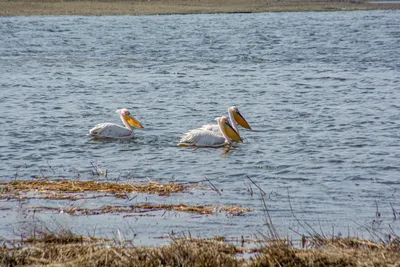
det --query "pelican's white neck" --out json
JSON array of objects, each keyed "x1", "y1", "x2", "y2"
[
  {"x1": 218, "y1": 119, "x2": 231, "y2": 144},
  {"x1": 228, "y1": 109, "x2": 239, "y2": 133}
]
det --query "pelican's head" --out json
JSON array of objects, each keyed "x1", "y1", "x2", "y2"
[
  {"x1": 117, "y1": 109, "x2": 144, "y2": 128},
  {"x1": 229, "y1": 106, "x2": 252, "y2": 130},
  {"x1": 216, "y1": 116, "x2": 243, "y2": 142}
]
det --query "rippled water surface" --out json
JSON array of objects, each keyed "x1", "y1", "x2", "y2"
[{"x1": 1, "y1": 10, "x2": 399, "y2": 243}]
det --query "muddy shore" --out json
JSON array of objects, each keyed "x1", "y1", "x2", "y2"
[{"x1": 0, "y1": 0, "x2": 399, "y2": 16}]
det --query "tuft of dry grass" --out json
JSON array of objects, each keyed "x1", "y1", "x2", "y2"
[{"x1": 23, "y1": 229, "x2": 108, "y2": 245}]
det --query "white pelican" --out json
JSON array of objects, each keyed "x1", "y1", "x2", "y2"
[
  {"x1": 178, "y1": 116, "x2": 242, "y2": 147},
  {"x1": 88, "y1": 109, "x2": 143, "y2": 139},
  {"x1": 201, "y1": 106, "x2": 252, "y2": 135}
]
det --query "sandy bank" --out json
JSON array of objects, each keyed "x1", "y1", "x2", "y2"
[{"x1": 0, "y1": 0, "x2": 399, "y2": 16}]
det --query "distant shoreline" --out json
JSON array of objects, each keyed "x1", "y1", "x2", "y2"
[{"x1": 0, "y1": 0, "x2": 399, "y2": 16}]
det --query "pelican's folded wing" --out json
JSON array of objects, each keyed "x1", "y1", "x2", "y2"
[
  {"x1": 89, "y1": 123, "x2": 132, "y2": 138},
  {"x1": 178, "y1": 128, "x2": 226, "y2": 147},
  {"x1": 200, "y1": 124, "x2": 220, "y2": 134}
]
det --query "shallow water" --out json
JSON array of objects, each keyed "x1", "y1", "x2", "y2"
[{"x1": 0, "y1": 10, "x2": 399, "y2": 244}]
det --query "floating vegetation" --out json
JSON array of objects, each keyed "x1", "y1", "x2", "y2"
[
  {"x1": 221, "y1": 205, "x2": 253, "y2": 216},
  {"x1": 0, "y1": 180, "x2": 189, "y2": 197},
  {"x1": 0, "y1": 180, "x2": 253, "y2": 217},
  {"x1": 29, "y1": 204, "x2": 252, "y2": 216}
]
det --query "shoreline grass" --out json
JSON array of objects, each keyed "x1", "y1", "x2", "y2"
[{"x1": 2, "y1": 230, "x2": 400, "y2": 266}]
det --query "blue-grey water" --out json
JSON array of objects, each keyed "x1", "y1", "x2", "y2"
[{"x1": 0, "y1": 10, "x2": 399, "y2": 244}]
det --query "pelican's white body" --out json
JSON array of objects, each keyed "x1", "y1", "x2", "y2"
[
  {"x1": 178, "y1": 128, "x2": 228, "y2": 147},
  {"x1": 89, "y1": 122, "x2": 134, "y2": 139},
  {"x1": 178, "y1": 117, "x2": 238, "y2": 147},
  {"x1": 88, "y1": 109, "x2": 142, "y2": 139}
]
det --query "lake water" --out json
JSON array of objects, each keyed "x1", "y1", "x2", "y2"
[{"x1": 0, "y1": 10, "x2": 399, "y2": 244}]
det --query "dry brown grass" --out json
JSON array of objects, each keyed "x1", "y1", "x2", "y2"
[
  {"x1": 23, "y1": 229, "x2": 109, "y2": 244},
  {"x1": 249, "y1": 237, "x2": 400, "y2": 266},
  {"x1": 1, "y1": 234, "x2": 243, "y2": 266},
  {"x1": 0, "y1": 0, "x2": 399, "y2": 16},
  {"x1": 2, "y1": 231, "x2": 400, "y2": 266}
]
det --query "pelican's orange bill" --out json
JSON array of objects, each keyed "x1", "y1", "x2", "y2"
[
  {"x1": 125, "y1": 115, "x2": 144, "y2": 128},
  {"x1": 224, "y1": 121, "x2": 242, "y2": 142},
  {"x1": 233, "y1": 111, "x2": 251, "y2": 130}
]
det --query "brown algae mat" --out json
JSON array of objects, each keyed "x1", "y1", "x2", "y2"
[
  {"x1": 2, "y1": 232, "x2": 400, "y2": 266},
  {"x1": 0, "y1": 0, "x2": 399, "y2": 16}
]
